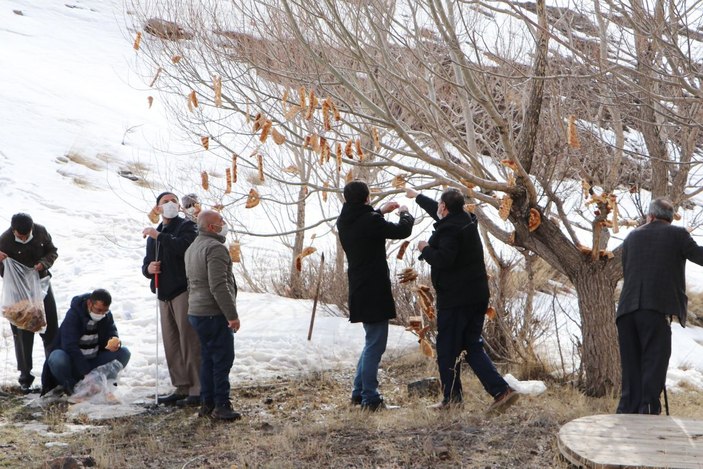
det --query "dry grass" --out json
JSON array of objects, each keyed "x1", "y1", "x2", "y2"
[
  {"x1": 4, "y1": 353, "x2": 699, "y2": 468},
  {"x1": 64, "y1": 151, "x2": 104, "y2": 171}
]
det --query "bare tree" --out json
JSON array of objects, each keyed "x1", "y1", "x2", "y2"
[{"x1": 128, "y1": 0, "x2": 703, "y2": 396}]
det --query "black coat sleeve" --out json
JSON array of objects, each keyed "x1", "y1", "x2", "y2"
[
  {"x1": 416, "y1": 194, "x2": 440, "y2": 222},
  {"x1": 371, "y1": 210, "x2": 414, "y2": 240}
]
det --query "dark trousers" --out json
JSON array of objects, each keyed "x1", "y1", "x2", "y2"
[
  {"x1": 436, "y1": 303, "x2": 508, "y2": 403},
  {"x1": 188, "y1": 314, "x2": 235, "y2": 407},
  {"x1": 11, "y1": 286, "x2": 58, "y2": 386},
  {"x1": 616, "y1": 310, "x2": 671, "y2": 415}
]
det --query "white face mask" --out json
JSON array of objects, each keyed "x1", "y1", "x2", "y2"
[
  {"x1": 218, "y1": 224, "x2": 229, "y2": 238},
  {"x1": 185, "y1": 207, "x2": 196, "y2": 216},
  {"x1": 89, "y1": 312, "x2": 105, "y2": 322},
  {"x1": 14, "y1": 232, "x2": 33, "y2": 244},
  {"x1": 161, "y1": 201, "x2": 179, "y2": 219},
  {"x1": 436, "y1": 209, "x2": 444, "y2": 220}
]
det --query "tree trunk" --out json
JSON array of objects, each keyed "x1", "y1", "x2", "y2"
[
  {"x1": 289, "y1": 184, "x2": 307, "y2": 298},
  {"x1": 571, "y1": 265, "x2": 620, "y2": 397}
]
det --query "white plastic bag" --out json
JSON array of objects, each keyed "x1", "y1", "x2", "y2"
[
  {"x1": 70, "y1": 360, "x2": 124, "y2": 404},
  {"x1": 1, "y1": 257, "x2": 46, "y2": 333}
]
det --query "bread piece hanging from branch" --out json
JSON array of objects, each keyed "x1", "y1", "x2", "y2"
[
  {"x1": 231, "y1": 154, "x2": 238, "y2": 183},
  {"x1": 355, "y1": 138, "x2": 364, "y2": 161},
  {"x1": 345, "y1": 140, "x2": 353, "y2": 159},
  {"x1": 171, "y1": 55, "x2": 182, "y2": 64},
  {"x1": 133, "y1": 32, "x2": 142, "y2": 50},
  {"x1": 498, "y1": 195, "x2": 512, "y2": 221},
  {"x1": 229, "y1": 241, "x2": 241, "y2": 263},
  {"x1": 372, "y1": 127, "x2": 380, "y2": 151},
  {"x1": 189, "y1": 90, "x2": 199, "y2": 108},
  {"x1": 305, "y1": 90, "x2": 317, "y2": 121},
  {"x1": 567, "y1": 114, "x2": 581, "y2": 149},
  {"x1": 396, "y1": 240, "x2": 410, "y2": 260},
  {"x1": 272, "y1": 128, "x2": 286, "y2": 145},
  {"x1": 225, "y1": 168, "x2": 232, "y2": 194},
  {"x1": 245, "y1": 188, "x2": 260, "y2": 208},
  {"x1": 147, "y1": 96, "x2": 154, "y2": 109},
  {"x1": 299, "y1": 86, "x2": 306, "y2": 109},
  {"x1": 392, "y1": 174, "x2": 406, "y2": 189},
  {"x1": 322, "y1": 182, "x2": 329, "y2": 202},
  {"x1": 257, "y1": 153, "x2": 265, "y2": 182},
  {"x1": 200, "y1": 136, "x2": 209, "y2": 150},
  {"x1": 501, "y1": 159, "x2": 518, "y2": 172},
  {"x1": 201, "y1": 171, "x2": 209, "y2": 191},
  {"x1": 528, "y1": 208, "x2": 541, "y2": 232},
  {"x1": 322, "y1": 98, "x2": 332, "y2": 131},
  {"x1": 398, "y1": 267, "x2": 418, "y2": 284},
  {"x1": 345, "y1": 170, "x2": 354, "y2": 184},
  {"x1": 294, "y1": 246, "x2": 317, "y2": 272},
  {"x1": 259, "y1": 119, "x2": 272, "y2": 143}
]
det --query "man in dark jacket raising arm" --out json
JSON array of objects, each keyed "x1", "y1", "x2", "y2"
[
  {"x1": 142, "y1": 192, "x2": 201, "y2": 406},
  {"x1": 616, "y1": 198, "x2": 703, "y2": 414},
  {"x1": 408, "y1": 188, "x2": 517, "y2": 412},
  {"x1": 337, "y1": 181, "x2": 414, "y2": 411}
]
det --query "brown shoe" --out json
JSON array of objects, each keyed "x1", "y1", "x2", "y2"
[{"x1": 487, "y1": 387, "x2": 519, "y2": 414}]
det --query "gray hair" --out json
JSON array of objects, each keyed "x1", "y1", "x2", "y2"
[{"x1": 648, "y1": 198, "x2": 674, "y2": 222}]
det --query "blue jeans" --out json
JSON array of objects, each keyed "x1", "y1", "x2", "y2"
[
  {"x1": 352, "y1": 320, "x2": 388, "y2": 405},
  {"x1": 188, "y1": 315, "x2": 235, "y2": 407},
  {"x1": 436, "y1": 304, "x2": 508, "y2": 402},
  {"x1": 47, "y1": 347, "x2": 131, "y2": 393}
]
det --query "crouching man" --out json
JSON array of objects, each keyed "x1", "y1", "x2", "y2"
[{"x1": 41, "y1": 289, "x2": 130, "y2": 396}]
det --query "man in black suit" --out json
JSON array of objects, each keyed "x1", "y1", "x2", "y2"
[
  {"x1": 337, "y1": 181, "x2": 414, "y2": 411},
  {"x1": 408, "y1": 188, "x2": 517, "y2": 412},
  {"x1": 617, "y1": 198, "x2": 703, "y2": 414}
]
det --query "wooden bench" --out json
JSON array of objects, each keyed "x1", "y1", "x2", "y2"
[{"x1": 558, "y1": 414, "x2": 703, "y2": 468}]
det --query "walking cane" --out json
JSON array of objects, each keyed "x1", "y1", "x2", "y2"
[
  {"x1": 663, "y1": 315, "x2": 671, "y2": 416},
  {"x1": 154, "y1": 241, "x2": 160, "y2": 406},
  {"x1": 307, "y1": 253, "x2": 325, "y2": 341}
]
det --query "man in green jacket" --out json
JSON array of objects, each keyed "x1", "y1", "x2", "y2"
[{"x1": 184, "y1": 210, "x2": 241, "y2": 421}]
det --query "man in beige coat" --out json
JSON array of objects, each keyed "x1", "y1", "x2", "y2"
[{"x1": 185, "y1": 210, "x2": 241, "y2": 421}]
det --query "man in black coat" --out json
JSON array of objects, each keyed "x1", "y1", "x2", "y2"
[
  {"x1": 142, "y1": 192, "x2": 201, "y2": 406},
  {"x1": 616, "y1": 198, "x2": 703, "y2": 414},
  {"x1": 408, "y1": 188, "x2": 517, "y2": 412},
  {"x1": 0, "y1": 213, "x2": 59, "y2": 393},
  {"x1": 337, "y1": 181, "x2": 414, "y2": 411}
]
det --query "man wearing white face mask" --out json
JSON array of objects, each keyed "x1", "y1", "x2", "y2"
[
  {"x1": 185, "y1": 210, "x2": 241, "y2": 420},
  {"x1": 41, "y1": 289, "x2": 130, "y2": 396},
  {"x1": 0, "y1": 213, "x2": 59, "y2": 393},
  {"x1": 142, "y1": 192, "x2": 201, "y2": 407}
]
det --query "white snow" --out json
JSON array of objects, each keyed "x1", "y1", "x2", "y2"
[{"x1": 1, "y1": 0, "x2": 703, "y2": 422}]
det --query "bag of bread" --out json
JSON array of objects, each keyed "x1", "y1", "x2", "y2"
[{"x1": 1, "y1": 258, "x2": 47, "y2": 333}]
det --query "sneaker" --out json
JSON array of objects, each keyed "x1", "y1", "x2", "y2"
[
  {"x1": 360, "y1": 399, "x2": 386, "y2": 412},
  {"x1": 350, "y1": 395, "x2": 362, "y2": 406},
  {"x1": 176, "y1": 395, "x2": 201, "y2": 407},
  {"x1": 157, "y1": 393, "x2": 187, "y2": 406},
  {"x1": 487, "y1": 387, "x2": 519, "y2": 414},
  {"x1": 211, "y1": 402, "x2": 242, "y2": 421},
  {"x1": 198, "y1": 402, "x2": 215, "y2": 418}
]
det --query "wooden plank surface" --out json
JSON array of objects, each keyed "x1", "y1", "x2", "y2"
[{"x1": 558, "y1": 414, "x2": 703, "y2": 468}]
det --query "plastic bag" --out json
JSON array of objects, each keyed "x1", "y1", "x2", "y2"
[
  {"x1": 1, "y1": 257, "x2": 46, "y2": 333},
  {"x1": 69, "y1": 360, "x2": 124, "y2": 404}
]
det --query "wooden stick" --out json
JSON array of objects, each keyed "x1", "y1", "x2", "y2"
[{"x1": 307, "y1": 252, "x2": 325, "y2": 341}]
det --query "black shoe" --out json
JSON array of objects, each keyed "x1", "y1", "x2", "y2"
[
  {"x1": 211, "y1": 402, "x2": 242, "y2": 421},
  {"x1": 360, "y1": 399, "x2": 386, "y2": 412},
  {"x1": 198, "y1": 402, "x2": 215, "y2": 418},
  {"x1": 157, "y1": 393, "x2": 188, "y2": 406},
  {"x1": 177, "y1": 395, "x2": 201, "y2": 407},
  {"x1": 350, "y1": 395, "x2": 362, "y2": 406},
  {"x1": 19, "y1": 384, "x2": 32, "y2": 394}
]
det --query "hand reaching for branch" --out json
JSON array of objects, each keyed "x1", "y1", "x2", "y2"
[
  {"x1": 405, "y1": 188, "x2": 418, "y2": 199},
  {"x1": 380, "y1": 202, "x2": 399, "y2": 214}
]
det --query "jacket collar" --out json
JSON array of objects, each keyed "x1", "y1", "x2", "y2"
[{"x1": 199, "y1": 229, "x2": 226, "y2": 243}]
